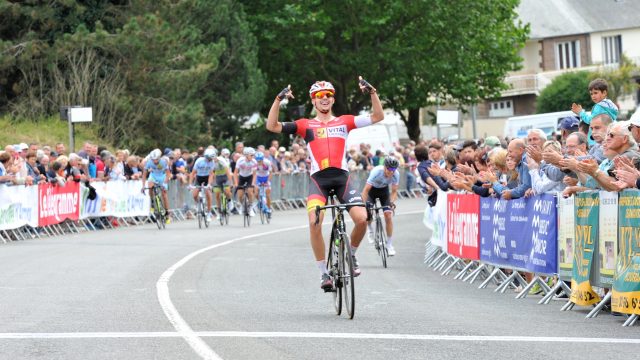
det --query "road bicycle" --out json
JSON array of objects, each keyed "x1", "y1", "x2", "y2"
[
  {"x1": 315, "y1": 191, "x2": 366, "y2": 319},
  {"x1": 145, "y1": 184, "x2": 167, "y2": 230},
  {"x1": 215, "y1": 184, "x2": 230, "y2": 226},
  {"x1": 257, "y1": 183, "x2": 271, "y2": 225},
  {"x1": 368, "y1": 199, "x2": 393, "y2": 268},
  {"x1": 191, "y1": 184, "x2": 211, "y2": 229},
  {"x1": 237, "y1": 184, "x2": 253, "y2": 228}
]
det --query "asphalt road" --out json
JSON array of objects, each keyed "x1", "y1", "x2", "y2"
[{"x1": 0, "y1": 198, "x2": 638, "y2": 360}]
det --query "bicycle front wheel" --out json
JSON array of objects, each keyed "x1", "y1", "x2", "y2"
[
  {"x1": 327, "y1": 231, "x2": 342, "y2": 315},
  {"x1": 341, "y1": 234, "x2": 355, "y2": 319},
  {"x1": 197, "y1": 200, "x2": 203, "y2": 229},
  {"x1": 154, "y1": 196, "x2": 164, "y2": 230},
  {"x1": 376, "y1": 218, "x2": 388, "y2": 268},
  {"x1": 259, "y1": 203, "x2": 265, "y2": 224}
]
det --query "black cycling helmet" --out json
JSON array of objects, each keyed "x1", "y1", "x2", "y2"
[{"x1": 384, "y1": 156, "x2": 399, "y2": 169}]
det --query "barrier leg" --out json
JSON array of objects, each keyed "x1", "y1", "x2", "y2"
[
  {"x1": 560, "y1": 300, "x2": 575, "y2": 311},
  {"x1": 428, "y1": 251, "x2": 447, "y2": 268},
  {"x1": 515, "y1": 276, "x2": 550, "y2": 299},
  {"x1": 424, "y1": 246, "x2": 441, "y2": 264},
  {"x1": 479, "y1": 267, "x2": 506, "y2": 289},
  {"x1": 586, "y1": 292, "x2": 612, "y2": 319},
  {"x1": 539, "y1": 281, "x2": 568, "y2": 305},
  {"x1": 622, "y1": 314, "x2": 638, "y2": 327},
  {"x1": 463, "y1": 263, "x2": 485, "y2": 282},
  {"x1": 496, "y1": 271, "x2": 528, "y2": 293},
  {"x1": 441, "y1": 258, "x2": 462, "y2": 276},
  {"x1": 434, "y1": 255, "x2": 453, "y2": 272},
  {"x1": 454, "y1": 261, "x2": 477, "y2": 280},
  {"x1": 0, "y1": 231, "x2": 7, "y2": 243}
]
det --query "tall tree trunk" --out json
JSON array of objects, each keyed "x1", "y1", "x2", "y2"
[{"x1": 407, "y1": 107, "x2": 421, "y2": 142}]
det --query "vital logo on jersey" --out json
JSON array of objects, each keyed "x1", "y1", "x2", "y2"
[
  {"x1": 321, "y1": 158, "x2": 330, "y2": 169},
  {"x1": 327, "y1": 125, "x2": 348, "y2": 138}
]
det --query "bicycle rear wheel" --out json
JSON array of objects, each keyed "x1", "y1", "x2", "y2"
[
  {"x1": 376, "y1": 218, "x2": 387, "y2": 268},
  {"x1": 327, "y1": 230, "x2": 342, "y2": 315},
  {"x1": 259, "y1": 202, "x2": 265, "y2": 224},
  {"x1": 341, "y1": 233, "x2": 355, "y2": 319}
]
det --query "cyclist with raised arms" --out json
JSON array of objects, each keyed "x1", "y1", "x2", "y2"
[
  {"x1": 255, "y1": 151, "x2": 273, "y2": 214},
  {"x1": 189, "y1": 148, "x2": 216, "y2": 222},
  {"x1": 213, "y1": 150, "x2": 234, "y2": 220},
  {"x1": 234, "y1": 147, "x2": 257, "y2": 216},
  {"x1": 266, "y1": 76, "x2": 384, "y2": 290},
  {"x1": 362, "y1": 156, "x2": 400, "y2": 256},
  {"x1": 141, "y1": 148, "x2": 172, "y2": 222}
]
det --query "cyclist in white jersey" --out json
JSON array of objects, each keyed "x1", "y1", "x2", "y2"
[
  {"x1": 362, "y1": 156, "x2": 400, "y2": 255},
  {"x1": 234, "y1": 147, "x2": 257, "y2": 216},
  {"x1": 255, "y1": 151, "x2": 273, "y2": 213},
  {"x1": 189, "y1": 148, "x2": 216, "y2": 221}
]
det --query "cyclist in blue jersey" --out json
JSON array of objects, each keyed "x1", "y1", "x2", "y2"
[
  {"x1": 190, "y1": 148, "x2": 216, "y2": 222},
  {"x1": 255, "y1": 151, "x2": 273, "y2": 214},
  {"x1": 361, "y1": 156, "x2": 400, "y2": 255},
  {"x1": 141, "y1": 149, "x2": 172, "y2": 220}
]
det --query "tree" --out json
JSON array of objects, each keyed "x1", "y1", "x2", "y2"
[
  {"x1": 240, "y1": 0, "x2": 528, "y2": 141},
  {"x1": 0, "y1": 0, "x2": 265, "y2": 152},
  {"x1": 536, "y1": 71, "x2": 592, "y2": 114}
]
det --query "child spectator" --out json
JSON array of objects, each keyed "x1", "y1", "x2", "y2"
[{"x1": 571, "y1": 78, "x2": 618, "y2": 145}]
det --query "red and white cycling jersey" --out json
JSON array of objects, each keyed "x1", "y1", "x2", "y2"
[{"x1": 282, "y1": 115, "x2": 372, "y2": 175}]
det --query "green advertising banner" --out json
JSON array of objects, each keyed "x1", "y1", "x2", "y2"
[
  {"x1": 612, "y1": 190, "x2": 640, "y2": 315},
  {"x1": 570, "y1": 192, "x2": 601, "y2": 306}
]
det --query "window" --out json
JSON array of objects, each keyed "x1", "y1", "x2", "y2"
[
  {"x1": 602, "y1": 35, "x2": 622, "y2": 65},
  {"x1": 555, "y1": 40, "x2": 581, "y2": 69},
  {"x1": 489, "y1": 100, "x2": 513, "y2": 117}
]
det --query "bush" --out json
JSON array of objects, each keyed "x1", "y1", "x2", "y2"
[{"x1": 536, "y1": 71, "x2": 593, "y2": 114}]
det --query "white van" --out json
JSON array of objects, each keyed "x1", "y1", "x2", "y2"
[
  {"x1": 504, "y1": 110, "x2": 575, "y2": 139},
  {"x1": 347, "y1": 124, "x2": 395, "y2": 153}
]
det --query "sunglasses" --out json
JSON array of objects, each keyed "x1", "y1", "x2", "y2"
[
  {"x1": 386, "y1": 167, "x2": 397, "y2": 172},
  {"x1": 314, "y1": 91, "x2": 334, "y2": 99}
]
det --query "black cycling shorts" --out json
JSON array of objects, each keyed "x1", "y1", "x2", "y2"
[
  {"x1": 237, "y1": 175, "x2": 253, "y2": 188},
  {"x1": 306, "y1": 168, "x2": 362, "y2": 212},
  {"x1": 366, "y1": 186, "x2": 392, "y2": 212},
  {"x1": 195, "y1": 176, "x2": 209, "y2": 186}
]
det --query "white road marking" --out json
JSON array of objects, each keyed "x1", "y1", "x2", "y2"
[
  {"x1": 0, "y1": 331, "x2": 638, "y2": 344},
  {"x1": 156, "y1": 210, "x2": 425, "y2": 360}
]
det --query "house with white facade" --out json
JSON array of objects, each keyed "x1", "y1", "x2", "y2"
[{"x1": 426, "y1": 0, "x2": 640, "y2": 140}]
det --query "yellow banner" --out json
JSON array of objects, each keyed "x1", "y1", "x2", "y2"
[
  {"x1": 611, "y1": 290, "x2": 640, "y2": 315},
  {"x1": 570, "y1": 279, "x2": 601, "y2": 306}
]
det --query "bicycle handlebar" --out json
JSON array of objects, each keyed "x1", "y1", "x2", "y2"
[{"x1": 314, "y1": 202, "x2": 367, "y2": 225}]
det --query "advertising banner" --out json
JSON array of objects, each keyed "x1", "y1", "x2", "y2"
[
  {"x1": 80, "y1": 180, "x2": 149, "y2": 219},
  {"x1": 612, "y1": 190, "x2": 640, "y2": 315},
  {"x1": 38, "y1": 182, "x2": 80, "y2": 226},
  {"x1": 523, "y1": 194, "x2": 557, "y2": 274},
  {"x1": 479, "y1": 197, "x2": 510, "y2": 267},
  {"x1": 447, "y1": 193, "x2": 480, "y2": 260},
  {"x1": 0, "y1": 185, "x2": 39, "y2": 230},
  {"x1": 570, "y1": 192, "x2": 601, "y2": 306},
  {"x1": 504, "y1": 197, "x2": 530, "y2": 270},
  {"x1": 597, "y1": 191, "x2": 618, "y2": 287},
  {"x1": 430, "y1": 190, "x2": 448, "y2": 249},
  {"x1": 557, "y1": 195, "x2": 575, "y2": 280}
]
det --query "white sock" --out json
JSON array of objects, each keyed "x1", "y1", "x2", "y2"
[
  {"x1": 367, "y1": 224, "x2": 373, "y2": 233},
  {"x1": 351, "y1": 246, "x2": 358, "y2": 255},
  {"x1": 317, "y1": 260, "x2": 328, "y2": 275},
  {"x1": 387, "y1": 237, "x2": 393, "y2": 246}
]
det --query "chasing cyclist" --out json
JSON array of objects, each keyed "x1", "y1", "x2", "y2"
[
  {"x1": 266, "y1": 76, "x2": 384, "y2": 290},
  {"x1": 141, "y1": 148, "x2": 172, "y2": 223},
  {"x1": 189, "y1": 148, "x2": 216, "y2": 222},
  {"x1": 255, "y1": 151, "x2": 273, "y2": 215},
  {"x1": 213, "y1": 150, "x2": 234, "y2": 220},
  {"x1": 362, "y1": 156, "x2": 400, "y2": 256},
  {"x1": 234, "y1": 147, "x2": 257, "y2": 217}
]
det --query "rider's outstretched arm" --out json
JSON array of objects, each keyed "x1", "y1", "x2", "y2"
[{"x1": 266, "y1": 85, "x2": 293, "y2": 133}]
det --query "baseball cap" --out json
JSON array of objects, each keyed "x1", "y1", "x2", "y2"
[
  {"x1": 630, "y1": 108, "x2": 640, "y2": 127},
  {"x1": 278, "y1": 146, "x2": 286, "y2": 153},
  {"x1": 559, "y1": 116, "x2": 580, "y2": 130},
  {"x1": 484, "y1": 136, "x2": 501, "y2": 147},
  {"x1": 19, "y1": 143, "x2": 28, "y2": 150}
]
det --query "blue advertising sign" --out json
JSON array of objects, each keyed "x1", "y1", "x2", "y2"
[
  {"x1": 479, "y1": 194, "x2": 558, "y2": 274},
  {"x1": 524, "y1": 193, "x2": 557, "y2": 274},
  {"x1": 480, "y1": 197, "x2": 510, "y2": 267}
]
